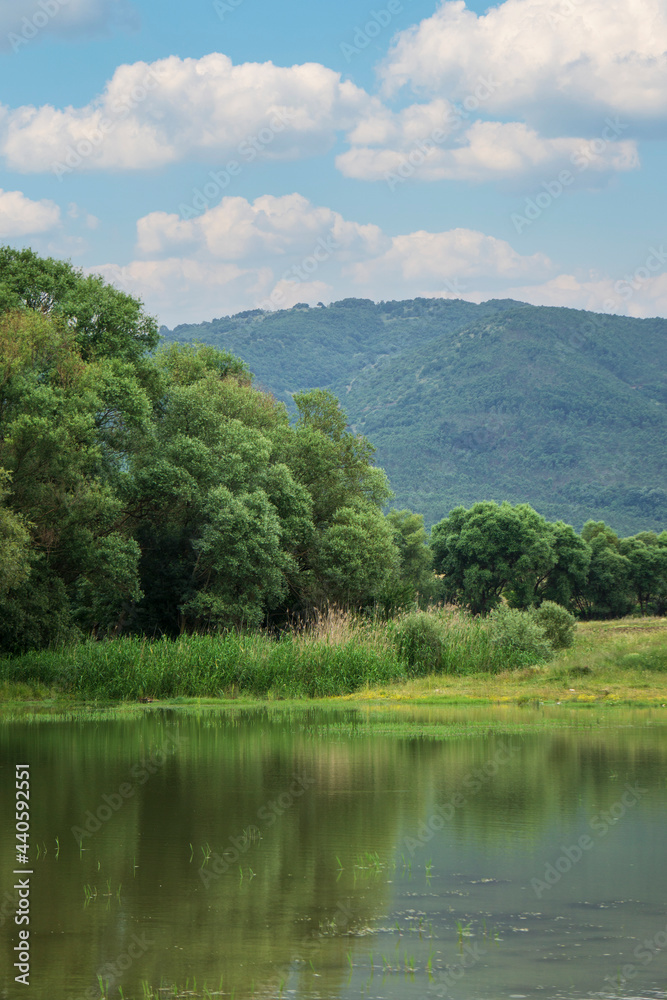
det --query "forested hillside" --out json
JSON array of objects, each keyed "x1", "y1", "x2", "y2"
[{"x1": 164, "y1": 298, "x2": 667, "y2": 534}]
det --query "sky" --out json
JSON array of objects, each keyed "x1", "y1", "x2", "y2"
[{"x1": 1, "y1": 0, "x2": 666, "y2": 328}]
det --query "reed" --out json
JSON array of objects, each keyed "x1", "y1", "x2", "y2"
[{"x1": 2, "y1": 607, "x2": 661, "y2": 703}]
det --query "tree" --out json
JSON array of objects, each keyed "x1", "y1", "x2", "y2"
[
  {"x1": 0, "y1": 246, "x2": 159, "y2": 363},
  {"x1": 619, "y1": 532, "x2": 667, "y2": 615},
  {"x1": 283, "y1": 390, "x2": 398, "y2": 610},
  {"x1": 313, "y1": 503, "x2": 399, "y2": 608},
  {"x1": 573, "y1": 522, "x2": 633, "y2": 619},
  {"x1": 0, "y1": 470, "x2": 30, "y2": 596},
  {"x1": 0, "y1": 310, "x2": 145, "y2": 650},
  {"x1": 536, "y1": 521, "x2": 591, "y2": 610},
  {"x1": 380, "y1": 509, "x2": 434, "y2": 610},
  {"x1": 0, "y1": 250, "x2": 411, "y2": 646},
  {"x1": 431, "y1": 501, "x2": 557, "y2": 614},
  {"x1": 127, "y1": 344, "x2": 313, "y2": 633}
]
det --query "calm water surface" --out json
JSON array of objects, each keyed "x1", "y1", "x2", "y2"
[{"x1": 1, "y1": 704, "x2": 666, "y2": 1000}]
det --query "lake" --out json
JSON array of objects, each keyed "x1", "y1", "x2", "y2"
[{"x1": 1, "y1": 703, "x2": 666, "y2": 1000}]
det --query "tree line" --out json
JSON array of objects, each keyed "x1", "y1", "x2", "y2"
[
  {"x1": 431, "y1": 501, "x2": 667, "y2": 618},
  {"x1": 0, "y1": 247, "x2": 664, "y2": 655},
  {"x1": 0, "y1": 248, "x2": 433, "y2": 653}
]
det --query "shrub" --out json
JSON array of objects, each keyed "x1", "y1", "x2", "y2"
[
  {"x1": 486, "y1": 606, "x2": 553, "y2": 665},
  {"x1": 532, "y1": 601, "x2": 576, "y2": 650},
  {"x1": 390, "y1": 611, "x2": 443, "y2": 676}
]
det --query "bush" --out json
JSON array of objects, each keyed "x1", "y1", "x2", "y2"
[
  {"x1": 486, "y1": 606, "x2": 553, "y2": 665},
  {"x1": 390, "y1": 611, "x2": 443, "y2": 676},
  {"x1": 532, "y1": 601, "x2": 576, "y2": 650}
]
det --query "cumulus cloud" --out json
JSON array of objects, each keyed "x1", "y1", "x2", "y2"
[
  {"x1": 0, "y1": 53, "x2": 373, "y2": 174},
  {"x1": 506, "y1": 264, "x2": 667, "y2": 319},
  {"x1": 1, "y1": 0, "x2": 138, "y2": 53},
  {"x1": 90, "y1": 193, "x2": 555, "y2": 326},
  {"x1": 381, "y1": 0, "x2": 667, "y2": 133},
  {"x1": 337, "y1": 108, "x2": 639, "y2": 184},
  {"x1": 136, "y1": 193, "x2": 387, "y2": 260},
  {"x1": 91, "y1": 192, "x2": 667, "y2": 324},
  {"x1": 0, "y1": 188, "x2": 60, "y2": 236},
  {"x1": 348, "y1": 228, "x2": 552, "y2": 290}
]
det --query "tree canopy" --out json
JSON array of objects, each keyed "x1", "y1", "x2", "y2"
[
  {"x1": 0, "y1": 249, "x2": 428, "y2": 651},
  {"x1": 431, "y1": 502, "x2": 667, "y2": 618}
]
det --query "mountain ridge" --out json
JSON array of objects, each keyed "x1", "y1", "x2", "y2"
[{"x1": 161, "y1": 297, "x2": 667, "y2": 534}]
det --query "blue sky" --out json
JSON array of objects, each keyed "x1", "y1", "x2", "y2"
[{"x1": 1, "y1": 0, "x2": 666, "y2": 327}]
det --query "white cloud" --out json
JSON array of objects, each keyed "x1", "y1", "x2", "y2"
[
  {"x1": 337, "y1": 111, "x2": 639, "y2": 184},
  {"x1": 506, "y1": 266, "x2": 667, "y2": 318},
  {"x1": 382, "y1": 0, "x2": 667, "y2": 131},
  {"x1": 1, "y1": 0, "x2": 138, "y2": 53},
  {"x1": 0, "y1": 54, "x2": 372, "y2": 174},
  {"x1": 0, "y1": 188, "x2": 60, "y2": 236},
  {"x1": 90, "y1": 193, "x2": 667, "y2": 324},
  {"x1": 136, "y1": 193, "x2": 387, "y2": 261},
  {"x1": 91, "y1": 193, "x2": 555, "y2": 326},
  {"x1": 348, "y1": 228, "x2": 552, "y2": 291}
]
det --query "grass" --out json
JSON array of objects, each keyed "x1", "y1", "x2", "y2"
[
  {"x1": 0, "y1": 609, "x2": 665, "y2": 706},
  {"x1": 351, "y1": 617, "x2": 667, "y2": 706}
]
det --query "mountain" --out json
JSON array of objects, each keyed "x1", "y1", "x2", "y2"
[{"x1": 161, "y1": 297, "x2": 667, "y2": 534}]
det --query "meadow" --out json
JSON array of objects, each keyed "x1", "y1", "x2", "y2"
[{"x1": 1, "y1": 608, "x2": 665, "y2": 705}]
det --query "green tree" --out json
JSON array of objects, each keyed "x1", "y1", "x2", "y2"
[
  {"x1": 126, "y1": 343, "x2": 313, "y2": 632},
  {"x1": 573, "y1": 522, "x2": 633, "y2": 619},
  {"x1": 536, "y1": 521, "x2": 591, "y2": 610},
  {"x1": 431, "y1": 501, "x2": 557, "y2": 614},
  {"x1": 0, "y1": 246, "x2": 159, "y2": 363},
  {"x1": 0, "y1": 470, "x2": 31, "y2": 596},
  {"x1": 379, "y1": 509, "x2": 434, "y2": 610},
  {"x1": 283, "y1": 390, "x2": 398, "y2": 610},
  {"x1": 0, "y1": 310, "x2": 145, "y2": 650},
  {"x1": 619, "y1": 532, "x2": 667, "y2": 615},
  {"x1": 313, "y1": 503, "x2": 398, "y2": 608}
]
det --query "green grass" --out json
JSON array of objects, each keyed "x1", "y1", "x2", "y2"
[
  {"x1": 0, "y1": 629, "x2": 401, "y2": 700},
  {"x1": 0, "y1": 610, "x2": 665, "y2": 704}
]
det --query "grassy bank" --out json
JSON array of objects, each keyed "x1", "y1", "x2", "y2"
[
  {"x1": 0, "y1": 610, "x2": 665, "y2": 705},
  {"x1": 352, "y1": 618, "x2": 667, "y2": 706}
]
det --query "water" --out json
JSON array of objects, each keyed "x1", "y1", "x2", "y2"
[{"x1": 1, "y1": 704, "x2": 666, "y2": 1000}]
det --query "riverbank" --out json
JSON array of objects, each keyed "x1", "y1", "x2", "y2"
[
  {"x1": 350, "y1": 618, "x2": 667, "y2": 707},
  {"x1": 0, "y1": 615, "x2": 665, "y2": 708}
]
